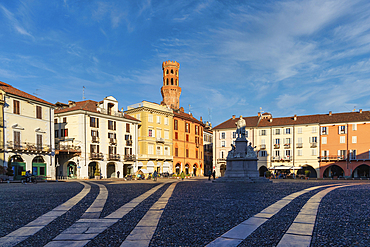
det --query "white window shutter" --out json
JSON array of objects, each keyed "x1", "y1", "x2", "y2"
[
  {"x1": 219, "y1": 132, "x2": 222, "y2": 139},
  {"x1": 338, "y1": 126, "x2": 340, "y2": 134},
  {"x1": 345, "y1": 125, "x2": 347, "y2": 134},
  {"x1": 327, "y1": 127, "x2": 329, "y2": 135},
  {"x1": 309, "y1": 137, "x2": 311, "y2": 143},
  {"x1": 337, "y1": 150, "x2": 340, "y2": 156}
]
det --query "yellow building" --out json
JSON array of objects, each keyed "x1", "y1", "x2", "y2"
[{"x1": 125, "y1": 101, "x2": 173, "y2": 175}]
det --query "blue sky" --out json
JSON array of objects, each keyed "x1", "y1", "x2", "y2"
[{"x1": 1, "y1": 0, "x2": 370, "y2": 126}]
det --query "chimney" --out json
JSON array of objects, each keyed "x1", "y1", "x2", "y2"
[
  {"x1": 359, "y1": 109, "x2": 363, "y2": 113},
  {"x1": 232, "y1": 115, "x2": 236, "y2": 119},
  {"x1": 329, "y1": 111, "x2": 332, "y2": 116},
  {"x1": 68, "y1": 101, "x2": 75, "y2": 107},
  {"x1": 294, "y1": 114, "x2": 297, "y2": 121},
  {"x1": 258, "y1": 112, "x2": 261, "y2": 117}
]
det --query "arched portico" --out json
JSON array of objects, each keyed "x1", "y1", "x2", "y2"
[
  {"x1": 185, "y1": 164, "x2": 190, "y2": 175},
  {"x1": 220, "y1": 164, "x2": 226, "y2": 177},
  {"x1": 9, "y1": 155, "x2": 25, "y2": 180},
  {"x1": 175, "y1": 163, "x2": 181, "y2": 174},
  {"x1": 193, "y1": 163, "x2": 198, "y2": 176},
  {"x1": 323, "y1": 165, "x2": 344, "y2": 178},
  {"x1": 67, "y1": 161, "x2": 77, "y2": 178},
  {"x1": 297, "y1": 165, "x2": 317, "y2": 178},
  {"x1": 352, "y1": 164, "x2": 370, "y2": 178},
  {"x1": 88, "y1": 162, "x2": 98, "y2": 178},
  {"x1": 107, "y1": 162, "x2": 116, "y2": 178},
  {"x1": 32, "y1": 156, "x2": 46, "y2": 177},
  {"x1": 259, "y1": 166, "x2": 268, "y2": 177}
]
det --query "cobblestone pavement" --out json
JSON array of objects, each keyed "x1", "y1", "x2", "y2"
[{"x1": 0, "y1": 178, "x2": 369, "y2": 246}]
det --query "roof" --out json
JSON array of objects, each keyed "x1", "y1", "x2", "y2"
[
  {"x1": 0, "y1": 81, "x2": 55, "y2": 106},
  {"x1": 55, "y1": 100, "x2": 140, "y2": 122},
  {"x1": 213, "y1": 110, "x2": 370, "y2": 129},
  {"x1": 173, "y1": 111, "x2": 204, "y2": 125}
]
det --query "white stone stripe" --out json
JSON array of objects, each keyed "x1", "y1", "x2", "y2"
[
  {"x1": 206, "y1": 184, "x2": 341, "y2": 247},
  {"x1": 45, "y1": 183, "x2": 166, "y2": 247},
  {"x1": 0, "y1": 182, "x2": 91, "y2": 247},
  {"x1": 120, "y1": 182, "x2": 177, "y2": 247},
  {"x1": 81, "y1": 182, "x2": 108, "y2": 219},
  {"x1": 277, "y1": 184, "x2": 354, "y2": 247}
]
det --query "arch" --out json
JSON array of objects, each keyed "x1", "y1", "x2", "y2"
[
  {"x1": 175, "y1": 163, "x2": 181, "y2": 175},
  {"x1": 323, "y1": 165, "x2": 344, "y2": 178},
  {"x1": 297, "y1": 165, "x2": 317, "y2": 178},
  {"x1": 9, "y1": 155, "x2": 25, "y2": 180},
  {"x1": 147, "y1": 161, "x2": 155, "y2": 174},
  {"x1": 88, "y1": 162, "x2": 98, "y2": 178},
  {"x1": 259, "y1": 166, "x2": 268, "y2": 177},
  {"x1": 171, "y1": 78, "x2": 174, "y2": 85},
  {"x1": 67, "y1": 161, "x2": 77, "y2": 178},
  {"x1": 220, "y1": 164, "x2": 226, "y2": 177},
  {"x1": 171, "y1": 69, "x2": 173, "y2": 74},
  {"x1": 352, "y1": 164, "x2": 370, "y2": 178},
  {"x1": 185, "y1": 164, "x2": 190, "y2": 175},
  {"x1": 166, "y1": 78, "x2": 169, "y2": 85},
  {"x1": 32, "y1": 156, "x2": 46, "y2": 177},
  {"x1": 107, "y1": 162, "x2": 116, "y2": 178},
  {"x1": 163, "y1": 162, "x2": 170, "y2": 173},
  {"x1": 193, "y1": 163, "x2": 198, "y2": 176}
]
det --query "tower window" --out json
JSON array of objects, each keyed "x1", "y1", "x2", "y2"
[
  {"x1": 171, "y1": 69, "x2": 173, "y2": 74},
  {"x1": 166, "y1": 69, "x2": 168, "y2": 75},
  {"x1": 171, "y1": 78, "x2": 173, "y2": 85},
  {"x1": 166, "y1": 78, "x2": 169, "y2": 85}
]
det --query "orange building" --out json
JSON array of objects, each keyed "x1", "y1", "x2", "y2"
[
  {"x1": 160, "y1": 60, "x2": 204, "y2": 175},
  {"x1": 319, "y1": 110, "x2": 370, "y2": 178}
]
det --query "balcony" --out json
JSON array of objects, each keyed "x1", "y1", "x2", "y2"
[
  {"x1": 296, "y1": 143, "x2": 303, "y2": 148},
  {"x1": 124, "y1": 154, "x2": 136, "y2": 161},
  {"x1": 284, "y1": 143, "x2": 290, "y2": 149},
  {"x1": 126, "y1": 140, "x2": 133, "y2": 146},
  {"x1": 108, "y1": 153, "x2": 120, "y2": 161},
  {"x1": 156, "y1": 137, "x2": 165, "y2": 143},
  {"x1": 217, "y1": 158, "x2": 226, "y2": 163},
  {"x1": 92, "y1": 136, "x2": 100, "y2": 143},
  {"x1": 90, "y1": 152, "x2": 103, "y2": 160},
  {"x1": 272, "y1": 156, "x2": 281, "y2": 161},
  {"x1": 310, "y1": 142, "x2": 317, "y2": 148},
  {"x1": 55, "y1": 144, "x2": 81, "y2": 154},
  {"x1": 260, "y1": 144, "x2": 266, "y2": 149},
  {"x1": 8, "y1": 141, "x2": 51, "y2": 153},
  {"x1": 282, "y1": 156, "x2": 292, "y2": 161},
  {"x1": 274, "y1": 144, "x2": 280, "y2": 149},
  {"x1": 109, "y1": 138, "x2": 117, "y2": 145},
  {"x1": 319, "y1": 155, "x2": 346, "y2": 161}
]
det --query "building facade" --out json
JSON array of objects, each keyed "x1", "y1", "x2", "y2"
[
  {"x1": 0, "y1": 81, "x2": 55, "y2": 180},
  {"x1": 125, "y1": 101, "x2": 173, "y2": 175},
  {"x1": 54, "y1": 96, "x2": 140, "y2": 179},
  {"x1": 203, "y1": 122, "x2": 213, "y2": 175}
]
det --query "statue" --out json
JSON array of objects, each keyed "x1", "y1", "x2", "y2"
[{"x1": 235, "y1": 115, "x2": 246, "y2": 139}]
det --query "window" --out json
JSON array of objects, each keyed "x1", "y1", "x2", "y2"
[
  {"x1": 90, "y1": 117, "x2": 99, "y2": 128},
  {"x1": 352, "y1": 124, "x2": 357, "y2": 131},
  {"x1": 195, "y1": 126, "x2": 199, "y2": 135},
  {"x1": 157, "y1": 129, "x2": 161, "y2": 138},
  {"x1": 285, "y1": 150, "x2": 291, "y2": 158},
  {"x1": 297, "y1": 150, "x2": 303, "y2": 156},
  {"x1": 108, "y1": 120, "x2": 116, "y2": 130},
  {"x1": 126, "y1": 123, "x2": 130, "y2": 133},
  {"x1": 61, "y1": 129, "x2": 68, "y2": 137},
  {"x1": 340, "y1": 136, "x2": 345, "y2": 143},
  {"x1": 350, "y1": 150, "x2": 356, "y2": 159},
  {"x1": 164, "y1": 130, "x2": 169, "y2": 139},
  {"x1": 339, "y1": 125, "x2": 346, "y2": 134},
  {"x1": 148, "y1": 114, "x2": 153, "y2": 122},
  {"x1": 274, "y1": 150, "x2": 280, "y2": 157},
  {"x1": 221, "y1": 132, "x2": 225, "y2": 139},
  {"x1": 164, "y1": 117, "x2": 169, "y2": 125},
  {"x1": 185, "y1": 123, "x2": 190, "y2": 133},
  {"x1": 297, "y1": 137, "x2": 302, "y2": 144},
  {"x1": 109, "y1": 146, "x2": 117, "y2": 155},
  {"x1": 36, "y1": 106, "x2": 42, "y2": 119},
  {"x1": 245, "y1": 131, "x2": 248, "y2": 138},
  {"x1": 186, "y1": 134, "x2": 189, "y2": 142},
  {"x1": 297, "y1": 127, "x2": 302, "y2": 134},
  {"x1": 171, "y1": 78, "x2": 174, "y2": 85},
  {"x1": 55, "y1": 130, "x2": 59, "y2": 138},
  {"x1": 322, "y1": 137, "x2": 327, "y2": 144},
  {"x1": 285, "y1": 128, "x2": 291, "y2": 134},
  {"x1": 311, "y1": 149, "x2": 317, "y2": 156},
  {"x1": 321, "y1": 127, "x2": 328, "y2": 135},
  {"x1": 148, "y1": 129, "x2": 154, "y2": 137},
  {"x1": 275, "y1": 129, "x2": 280, "y2": 135},
  {"x1": 260, "y1": 130, "x2": 266, "y2": 136},
  {"x1": 312, "y1": 126, "x2": 317, "y2": 133},
  {"x1": 156, "y1": 146, "x2": 161, "y2": 155},
  {"x1": 63, "y1": 117, "x2": 67, "y2": 123},
  {"x1": 259, "y1": 151, "x2": 267, "y2": 157},
  {"x1": 125, "y1": 147, "x2": 132, "y2": 155},
  {"x1": 157, "y1": 116, "x2": 161, "y2": 124},
  {"x1": 91, "y1": 130, "x2": 99, "y2": 137},
  {"x1": 174, "y1": 120, "x2": 178, "y2": 130},
  {"x1": 338, "y1": 150, "x2": 346, "y2": 159},
  {"x1": 285, "y1": 138, "x2": 291, "y2": 144},
  {"x1": 175, "y1": 148, "x2": 178, "y2": 157},
  {"x1": 186, "y1": 149, "x2": 189, "y2": 158},
  {"x1": 136, "y1": 114, "x2": 141, "y2": 120},
  {"x1": 90, "y1": 144, "x2": 99, "y2": 154},
  {"x1": 310, "y1": 137, "x2": 317, "y2": 143},
  {"x1": 147, "y1": 145, "x2": 154, "y2": 154},
  {"x1": 352, "y1": 136, "x2": 357, "y2": 143},
  {"x1": 196, "y1": 150, "x2": 198, "y2": 159},
  {"x1": 54, "y1": 119, "x2": 57, "y2": 124},
  {"x1": 233, "y1": 132, "x2": 237, "y2": 138},
  {"x1": 13, "y1": 100, "x2": 20, "y2": 114},
  {"x1": 274, "y1": 139, "x2": 280, "y2": 144},
  {"x1": 164, "y1": 147, "x2": 169, "y2": 156},
  {"x1": 108, "y1": 132, "x2": 116, "y2": 139},
  {"x1": 322, "y1": 150, "x2": 329, "y2": 157},
  {"x1": 221, "y1": 141, "x2": 225, "y2": 147},
  {"x1": 175, "y1": 132, "x2": 178, "y2": 139}
]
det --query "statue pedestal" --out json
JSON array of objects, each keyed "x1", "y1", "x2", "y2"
[{"x1": 214, "y1": 137, "x2": 271, "y2": 183}]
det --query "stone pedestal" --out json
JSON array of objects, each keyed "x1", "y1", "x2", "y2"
[{"x1": 214, "y1": 137, "x2": 270, "y2": 183}]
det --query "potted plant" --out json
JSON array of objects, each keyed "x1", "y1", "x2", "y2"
[
  {"x1": 305, "y1": 170, "x2": 311, "y2": 179},
  {"x1": 265, "y1": 170, "x2": 272, "y2": 178},
  {"x1": 94, "y1": 165, "x2": 101, "y2": 179}
]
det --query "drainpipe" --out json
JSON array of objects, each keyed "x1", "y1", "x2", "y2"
[
  {"x1": 346, "y1": 123, "x2": 349, "y2": 173},
  {"x1": 84, "y1": 111, "x2": 87, "y2": 178},
  {"x1": 292, "y1": 125, "x2": 295, "y2": 168},
  {"x1": 49, "y1": 107, "x2": 53, "y2": 180}
]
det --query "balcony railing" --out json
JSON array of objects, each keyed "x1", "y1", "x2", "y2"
[
  {"x1": 92, "y1": 136, "x2": 100, "y2": 143},
  {"x1": 108, "y1": 153, "x2": 120, "y2": 161},
  {"x1": 282, "y1": 156, "x2": 292, "y2": 161},
  {"x1": 109, "y1": 138, "x2": 117, "y2": 145},
  {"x1": 320, "y1": 155, "x2": 346, "y2": 161},
  {"x1": 98, "y1": 108, "x2": 125, "y2": 118},
  {"x1": 274, "y1": 144, "x2": 280, "y2": 149},
  {"x1": 272, "y1": 156, "x2": 281, "y2": 161},
  {"x1": 296, "y1": 143, "x2": 303, "y2": 148},
  {"x1": 90, "y1": 152, "x2": 104, "y2": 160},
  {"x1": 7, "y1": 141, "x2": 51, "y2": 153},
  {"x1": 56, "y1": 144, "x2": 81, "y2": 153},
  {"x1": 284, "y1": 143, "x2": 290, "y2": 149},
  {"x1": 310, "y1": 142, "x2": 317, "y2": 148},
  {"x1": 156, "y1": 137, "x2": 165, "y2": 143},
  {"x1": 126, "y1": 140, "x2": 133, "y2": 146},
  {"x1": 124, "y1": 154, "x2": 136, "y2": 161},
  {"x1": 260, "y1": 144, "x2": 266, "y2": 149}
]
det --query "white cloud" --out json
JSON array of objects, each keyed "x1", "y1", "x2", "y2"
[{"x1": 0, "y1": 5, "x2": 33, "y2": 37}]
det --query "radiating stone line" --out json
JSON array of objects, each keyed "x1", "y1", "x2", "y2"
[
  {"x1": 81, "y1": 182, "x2": 108, "y2": 219},
  {"x1": 120, "y1": 182, "x2": 178, "y2": 247},
  {"x1": 276, "y1": 184, "x2": 355, "y2": 247},
  {"x1": 45, "y1": 183, "x2": 167, "y2": 247},
  {"x1": 206, "y1": 184, "x2": 341, "y2": 247},
  {"x1": 0, "y1": 182, "x2": 91, "y2": 247}
]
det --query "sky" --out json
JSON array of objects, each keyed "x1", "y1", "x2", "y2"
[{"x1": 1, "y1": 0, "x2": 370, "y2": 126}]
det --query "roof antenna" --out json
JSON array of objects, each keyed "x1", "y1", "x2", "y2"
[
  {"x1": 259, "y1": 107, "x2": 264, "y2": 114},
  {"x1": 83, "y1": 86, "x2": 86, "y2": 100},
  {"x1": 33, "y1": 89, "x2": 40, "y2": 96},
  {"x1": 189, "y1": 104, "x2": 191, "y2": 114}
]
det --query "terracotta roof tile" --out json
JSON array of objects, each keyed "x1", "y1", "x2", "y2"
[
  {"x1": 173, "y1": 111, "x2": 204, "y2": 125},
  {"x1": 0, "y1": 81, "x2": 54, "y2": 106},
  {"x1": 213, "y1": 116, "x2": 259, "y2": 129}
]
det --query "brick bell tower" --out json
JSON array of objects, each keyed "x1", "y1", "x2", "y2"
[{"x1": 161, "y1": 60, "x2": 181, "y2": 109}]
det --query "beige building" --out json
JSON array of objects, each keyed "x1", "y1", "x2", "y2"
[
  {"x1": 125, "y1": 101, "x2": 173, "y2": 175},
  {"x1": 54, "y1": 96, "x2": 140, "y2": 179},
  {"x1": 0, "y1": 81, "x2": 55, "y2": 180}
]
